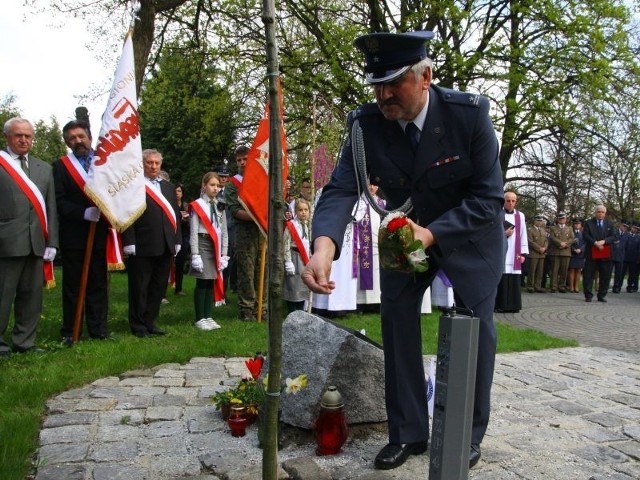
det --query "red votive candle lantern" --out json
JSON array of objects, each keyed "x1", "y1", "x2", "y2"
[
  {"x1": 228, "y1": 405, "x2": 248, "y2": 437},
  {"x1": 314, "y1": 386, "x2": 348, "y2": 455}
]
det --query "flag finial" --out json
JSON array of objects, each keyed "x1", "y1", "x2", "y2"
[{"x1": 129, "y1": 1, "x2": 141, "y2": 29}]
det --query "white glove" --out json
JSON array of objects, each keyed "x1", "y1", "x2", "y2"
[
  {"x1": 219, "y1": 255, "x2": 230, "y2": 270},
  {"x1": 285, "y1": 261, "x2": 295, "y2": 275},
  {"x1": 191, "y1": 254, "x2": 204, "y2": 272},
  {"x1": 83, "y1": 207, "x2": 100, "y2": 222},
  {"x1": 43, "y1": 247, "x2": 56, "y2": 262},
  {"x1": 175, "y1": 244, "x2": 181, "y2": 255},
  {"x1": 123, "y1": 245, "x2": 136, "y2": 256}
]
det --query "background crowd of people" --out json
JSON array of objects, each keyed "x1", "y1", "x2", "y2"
[{"x1": 499, "y1": 192, "x2": 640, "y2": 310}]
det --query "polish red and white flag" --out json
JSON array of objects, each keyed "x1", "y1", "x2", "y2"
[{"x1": 239, "y1": 81, "x2": 288, "y2": 237}]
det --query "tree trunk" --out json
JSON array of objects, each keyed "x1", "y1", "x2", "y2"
[{"x1": 261, "y1": 0, "x2": 286, "y2": 479}]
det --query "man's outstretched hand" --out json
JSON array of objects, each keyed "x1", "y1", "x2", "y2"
[{"x1": 301, "y1": 236, "x2": 336, "y2": 294}]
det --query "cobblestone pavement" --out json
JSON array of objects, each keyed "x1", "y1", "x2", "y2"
[
  {"x1": 34, "y1": 292, "x2": 640, "y2": 480},
  {"x1": 497, "y1": 289, "x2": 640, "y2": 353}
]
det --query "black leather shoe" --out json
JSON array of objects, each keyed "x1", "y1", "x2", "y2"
[
  {"x1": 469, "y1": 443, "x2": 481, "y2": 468},
  {"x1": 374, "y1": 441, "x2": 428, "y2": 470},
  {"x1": 133, "y1": 331, "x2": 149, "y2": 338},
  {"x1": 597, "y1": 297, "x2": 607, "y2": 303},
  {"x1": 62, "y1": 337, "x2": 74, "y2": 347},
  {"x1": 147, "y1": 326, "x2": 166, "y2": 335},
  {"x1": 585, "y1": 297, "x2": 592, "y2": 302}
]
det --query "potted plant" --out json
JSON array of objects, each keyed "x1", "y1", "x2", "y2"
[{"x1": 211, "y1": 353, "x2": 308, "y2": 433}]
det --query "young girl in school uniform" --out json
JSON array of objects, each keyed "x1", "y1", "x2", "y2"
[
  {"x1": 283, "y1": 198, "x2": 311, "y2": 313},
  {"x1": 189, "y1": 172, "x2": 229, "y2": 330}
]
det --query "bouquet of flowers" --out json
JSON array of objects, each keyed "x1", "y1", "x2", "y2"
[{"x1": 378, "y1": 212, "x2": 429, "y2": 273}]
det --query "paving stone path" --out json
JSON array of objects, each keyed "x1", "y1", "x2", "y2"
[{"x1": 34, "y1": 291, "x2": 640, "y2": 479}]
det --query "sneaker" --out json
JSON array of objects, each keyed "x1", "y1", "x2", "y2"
[
  {"x1": 206, "y1": 318, "x2": 222, "y2": 329},
  {"x1": 161, "y1": 298, "x2": 170, "y2": 305},
  {"x1": 195, "y1": 319, "x2": 216, "y2": 331}
]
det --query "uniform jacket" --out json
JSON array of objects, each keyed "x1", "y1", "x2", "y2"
[
  {"x1": 624, "y1": 233, "x2": 640, "y2": 263},
  {"x1": 0, "y1": 151, "x2": 58, "y2": 257},
  {"x1": 549, "y1": 224, "x2": 575, "y2": 257},
  {"x1": 612, "y1": 230, "x2": 628, "y2": 262},
  {"x1": 121, "y1": 180, "x2": 181, "y2": 256},
  {"x1": 582, "y1": 218, "x2": 618, "y2": 260},
  {"x1": 571, "y1": 230, "x2": 586, "y2": 257},
  {"x1": 313, "y1": 84, "x2": 504, "y2": 307},
  {"x1": 527, "y1": 224, "x2": 548, "y2": 259},
  {"x1": 52, "y1": 157, "x2": 109, "y2": 251}
]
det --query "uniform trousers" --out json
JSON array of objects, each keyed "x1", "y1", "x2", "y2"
[
  {"x1": 0, "y1": 255, "x2": 43, "y2": 352},
  {"x1": 551, "y1": 255, "x2": 570, "y2": 290},
  {"x1": 527, "y1": 256, "x2": 545, "y2": 289},
  {"x1": 623, "y1": 262, "x2": 639, "y2": 292},
  {"x1": 379, "y1": 271, "x2": 497, "y2": 446},
  {"x1": 234, "y1": 221, "x2": 267, "y2": 317}
]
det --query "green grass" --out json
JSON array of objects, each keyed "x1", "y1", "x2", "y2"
[{"x1": 0, "y1": 269, "x2": 576, "y2": 479}]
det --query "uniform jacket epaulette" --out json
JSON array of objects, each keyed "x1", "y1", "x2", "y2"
[
  {"x1": 435, "y1": 85, "x2": 483, "y2": 108},
  {"x1": 348, "y1": 103, "x2": 380, "y2": 123}
]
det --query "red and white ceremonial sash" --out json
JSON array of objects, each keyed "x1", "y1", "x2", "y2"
[
  {"x1": 230, "y1": 174, "x2": 242, "y2": 189},
  {"x1": 145, "y1": 183, "x2": 177, "y2": 232},
  {"x1": 285, "y1": 220, "x2": 310, "y2": 265},
  {"x1": 190, "y1": 199, "x2": 225, "y2": 306},
  {"x1": 60, "y1": 154, "x2": 124, "y2": 271},
  {"x1": 0, "y1": 151, "x2": 55, "y2": 287}
]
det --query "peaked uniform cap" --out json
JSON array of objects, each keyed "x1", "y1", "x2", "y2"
[
  {"x1": 215, "y1": 165, "x2": 230, "y2": 176},
  {"x1": 354, "y1": 31, "x2": 435, "y2": 84}
]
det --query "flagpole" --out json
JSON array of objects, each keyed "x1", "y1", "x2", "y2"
[
  {"x1": 256, "y1": 238, "x2": 267, "y2": 323},
  {"x1": 71, "y1": 223, "x2": 96, "y2": 342},
  {"x1": 261, "y1": 0, "x2": 286, "y2": 477}
]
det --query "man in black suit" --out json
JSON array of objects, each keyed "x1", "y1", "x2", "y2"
[
  {"x1": 303, "y1": 32, "x2": 504, "y2": 470},
  {"x1": 582, "y1": 205, "x2": 618, "y2": 302},
  {"x1": 1, "y1": 118, "x2": 58, "y2": 357},
  {"x1": 53, "y1": 121, "x2": 110, "y2": 344},
  {"x1": 122, "y1": 149, "x2": 181, "y2": 337}
]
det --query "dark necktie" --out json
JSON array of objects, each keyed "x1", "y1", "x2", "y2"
[
  {"x1": 18, "y1": 155, "x2": 29, "y2": 175},
  {"x1": 301, "y1": 223, "x2": 307, "y2": 239},
  {"x1": 210, "y1": 201, "x2": 216, "y2": 225},
  {"x1": 598, "y1": 220, "x2": 603, "y2": 230},
  {"x1": 405, "y1": 122, "x2": 420, "y2": 152}
]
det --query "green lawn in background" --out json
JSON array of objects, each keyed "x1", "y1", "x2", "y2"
[{"x1": 0, "y1": 268, "x2": 576, "y2": 479}]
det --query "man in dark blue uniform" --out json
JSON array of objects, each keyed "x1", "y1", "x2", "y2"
[{"x1": 303, "y1": 31, "x2": 504, "y2": 470}]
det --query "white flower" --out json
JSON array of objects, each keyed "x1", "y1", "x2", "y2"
[
  {"x1": 285, "y1": 374, "x2": 308, "y2": 394},
  {"x1": 407, "y1": 248, "x2": 428, "y2": 266}
]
